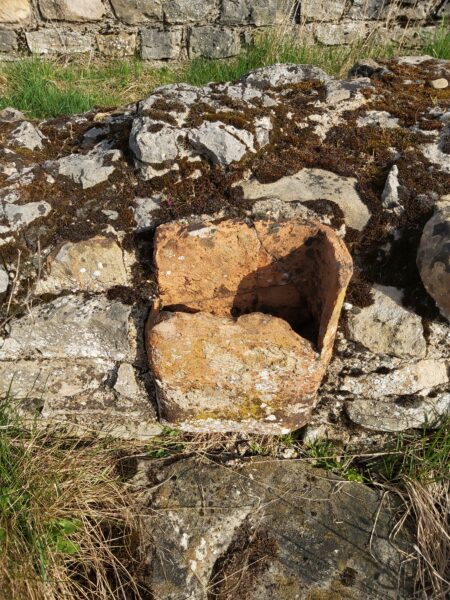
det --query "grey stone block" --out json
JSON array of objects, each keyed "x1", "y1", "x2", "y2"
[
  {"x1": 189, "y1": 26, "x2": 240, "y2": 59},
  {"x1": 0, "y1": 29, "x2": 17, "y2": 52},
  {"x1": 221, "y1": 0, "x2": 280, "y2": 26},
  {"x1": 39, "y1": 0, "x2": 105, "y2": 22},
  {"x1": 164, "y1": 0, "x2": 216, "y2": 24},
  {"x1": 315, "y1": 21, "x2": 368, "y2": 45},
  {"x1": 110, "y1": 0, "x2": 162, "y2": 25},
  {"x1": 221, "y1": 0, "x2": 250, "y2": 25},
  {"x1": 26, "y1": 30, "x2": 94, "y2": 54},
  {"x1": 347, "y1": 0, "x2": 385, "y2": 20},
  {"x1": 141, "y1": 28, "x2": 183, "y2": 60},
  {"x1": 301, "y1": 0, "x2": 346, "y2": 21},
  {"x1": 97, "y1": 33, "x2": 137, "y2": 57}
]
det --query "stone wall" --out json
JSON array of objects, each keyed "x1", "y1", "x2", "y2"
[{"x1": 0, "y1": 1, "x2": 448, "y2": 61}]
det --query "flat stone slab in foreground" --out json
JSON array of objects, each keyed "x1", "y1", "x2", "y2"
[
  {"x1": 147, "y1": 218, "x2": 353, "y2": 433},
  {"x1": 134, "y1": 456, "x2": 414, "y2": 599}
]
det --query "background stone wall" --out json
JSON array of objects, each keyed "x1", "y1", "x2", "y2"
[{"x1": 0, "y1": 1, "x2": 448, "y2": 61}]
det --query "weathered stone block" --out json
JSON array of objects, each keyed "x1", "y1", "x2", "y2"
[
  {"x1": 348, "y1": 0, "x2": 385, "y2": 20},
  {"x1": 417, "y1": 200, "x2": 450, "y2": 321},
  {"x1": 251, "y1": 0, "x2": 283, "y2": 25},
  {"x1": 35, "y1": 236, "x2": 130, "y2": 295},
  {"x1": 97, "y1": 33, "x2": 137, "y2": 57},
  {"x1": 141, "y1": 28, "x2": 183, "y2": 60},
  {"x1": 0, "y1": 0, "x2": 31, "y2": 23},
  {"x1": 136, "y1": 456, "x2": 414, "y2": 599},
  {"x1": 26, "y1": 30, "x2": 94, "y2": 54},
  {"x1": 315, "y1": 21, "x2": 368, "y2": 45},
  {"x1": 221, "y1": 0, "x2": 249, "y2": 25},
  {"x1": 110, "y1": 0, "x2": 162, "y2": 24},
  {"x1": 347, "y1": 285, "x2": 427, "y2": 358},
  {"x1": 221, "y1": 0, "x2": 280, "y2": 26},
  {"x1": 39, "y1": 0, "x2": 105, "y2": 22},
  {"x1": 148, "y1": 218, "x2": 353, "y2": 433},
  {"x1": 164, "y1": 0, "x2": 216, "y2": 24},
  {"x1": 381, "y1": 0, "x2": 438, "y2": 21},
  {"x1": 0, "y1": 30, "x2": 17, "y2": 52},
  {"x1": 301, "y1": 0, "x2": 346, "y2": 21},
  {"x1": 239, "y1": 168, "x2": 370, "y2": 231},
  {"x1": 0, "y1": 295, "x2": 131, "y2": 361},
  {"x1": 189, "y1": 26, "x2": 240, "y2": 59}
]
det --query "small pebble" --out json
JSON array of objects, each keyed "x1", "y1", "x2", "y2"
[{"x1": 429, "y1": 78, "x2": 448, "y2": 90}]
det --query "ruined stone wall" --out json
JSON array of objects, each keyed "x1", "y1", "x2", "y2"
[{"x1": 0, "y1": 1, "x2": 448, "y2": 61}]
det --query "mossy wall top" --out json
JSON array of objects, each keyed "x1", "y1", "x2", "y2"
[{"x1": 0, "y1": 1, "x2": 447, "y2": 61}]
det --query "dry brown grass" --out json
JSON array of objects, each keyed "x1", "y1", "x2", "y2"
[{"x1": 0, "y1": 414, "x2": 146, "y2": 600}]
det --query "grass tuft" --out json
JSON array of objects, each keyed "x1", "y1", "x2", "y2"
[
  {"x1": 0, "y1": 400, "x2": 145, "y2": 599},
  {"x1": 423, "y1": 18, "x2": 450, "y2": 59}
]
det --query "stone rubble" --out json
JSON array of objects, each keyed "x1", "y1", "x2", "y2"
[{"x1": 0, "y1": 56, "x2": 448, "y2": 441}]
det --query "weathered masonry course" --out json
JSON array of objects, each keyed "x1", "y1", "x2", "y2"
[{"x1": 0, "y1": 1, "x2": 447, "y2": 60}]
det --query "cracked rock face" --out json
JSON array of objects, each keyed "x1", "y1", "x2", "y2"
[
  {"x1": 135, "y1": 456, "x2": 414, "y2": 600},
  {"x1": 147, "y1": 218, "x2": 353, "y2": 433}
]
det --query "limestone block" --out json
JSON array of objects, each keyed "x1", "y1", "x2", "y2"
[
  {"x1": 26, "y1": 30, "x2": 94, "y2": 54},
  {"x1": 0, "y1": 0, "x2": 31, "y2": 23},
  {"x1": 141, "y1": 28, "x2": 183, "y2": 60},
  {"x1": 147, "y1": 218, "x2": 353, "y2": 433},
  {"x1": 0, "y1": 295, "x2": 131, "y2": 361},
  {"x1": 129, "y1": 117, "x2": 185, "y2": 163},
  {"x1": 0, "y1": 107, "x2": 25, "y2": 122},
  {"x1": 315, "y1": 21, "x2": 368, "y2": 45},
  {"x1": 39, "y1": 0, "x2": 105, "y2": 22},
  {"x1": 188, "y1": 121, "x2": 254, "y2": 164},
  {"x1": 381, "y1": 0, "x2": 437, "y2": 21},
  {"x1": 242, "y1": 63, "x2": 330, "y2": 88},
  {"x1": 221, "y1": 0, "x2": 249, "y2": 24},
  {"x1": 48, "y1": 146, "x2": 121, "y2": 188},
  {"x1": 0, "y1": 30, "x2": 17, "y2": 52},
  {"x1": 188, "y1": 26, "x2": 240, "y2": 59},
  {"x1": 347, "y1": 285, "x2": 427, "y2": 358},
  {"x1": 9, "y1": 121, "x2": 45, "y2": 150},
  {"x1": 0, "y1": 267, "x2": 8, "y2": 294},
  {"x1": 0, "y1": 199, "x2": 51, "y2": 232},
  {"x1": 133, "y1": 196, "x2": 161, "y2": 230},
  {"x1": 239, "y1": 168, "x2": 370, "y2": 231},
  {"x1": 221, "y1": 0, "x2": 280, "y2": 26},
  {"x1": 97, "y1": 33, "x2": 137, "y2": 58},
  {"x1": 417, "y1": 202, "x2": 450, "y2": 321},
  {"x1": 0, "y1": 359, "x2": 114, "y2": 403},
  {"x1": 164, "y1": 0, "x2": 216, "y2": 24},
  {"x1": 135, "y1": 456, "x2": 414, "y2": 599},
  {"x1": 35, "y1": 236, "x2": 129, "y2": 295},
  {"x1": 348, "y1": 0, "x2": 385, "y2": 19},
  {"x1": 301, "y1": 0, "x2": 346, "y2": 21},
  {"x1": 110, "y1": 0, "x2": 162, "y2": 24},
  {"x1": 346, "y1": 393, "x2": 450, "y2": 432},
  {"x1": 357, "y1": 110, "x2": 399, "y2": 128},
  {"x1": 341, "y1": 359, "x2": 449, "y2": 399}
]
